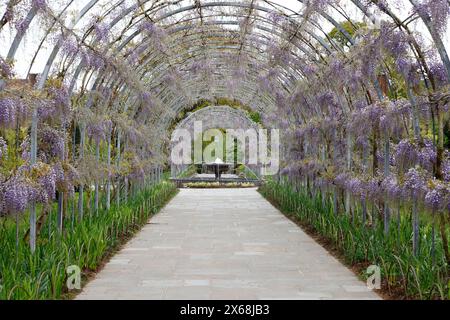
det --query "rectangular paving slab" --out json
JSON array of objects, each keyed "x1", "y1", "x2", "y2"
[{"x1": 76, "y1": 188, "x2": 381, "y2": 300}]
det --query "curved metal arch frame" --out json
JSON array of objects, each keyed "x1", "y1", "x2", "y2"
[
  {"x1": 4, "y1": 1, "x2": 351, "y2": 85},
  {"x1": 67, "y1": 0, "x2": 370, "y2": 120},
  {"x1": 1, "y1": 0, "x2": 448, "y2": 125},
  {"x1": 62, "y1": 1, "x2": 330, "y2": 101},
  {"x1": 0, "y1": 0, "x2": 351, "y2": 133}
]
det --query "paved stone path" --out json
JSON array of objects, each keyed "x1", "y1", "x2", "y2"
[{"x1": 77, "y1": 188, "x2": 380, "y2": 300}]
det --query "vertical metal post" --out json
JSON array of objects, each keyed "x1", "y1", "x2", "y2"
[
  {"x1": 383, "y1": 134, "x2": 391, "y2": 235},
  {"x1": 116, "y1": 130, "x2": 121, "y2": 207},
  {"x1": 57, "y1": 192, "x2": 64, "y2": 232},
  {"x1": 78, "y1": 123, "x2": 85, "y2": 220},
  {"x1": 95, "y1": 140, "x2": 100, "y2": 214},
  {"x1": 346, "y1": 131, "x2": 352, "y2": 216},
  {"x1": 412, "y1": 199, "x2": 419, "y2": 256},
  {"x1": 29, "y1": 108, "x2": 38, "y2": 253}
]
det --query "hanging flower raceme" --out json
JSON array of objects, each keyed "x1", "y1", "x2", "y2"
[
  {"x1": 48, "y1": 85, "x2": 70, "y2": 110},
  {"x1": 127, "y1": 155, "x2": 146, "y2": 181},
  {"x1": 0, "y1": 97, "x2": 16, "y2": 128},
  {"x1": 32, "y1": 0, "x2": 48, "y2": 11},
  {"x1": 429, "y1": 61, "x2": 448, "y2": 85},
  {"x1": 92, "y1": 21, "x2": 109, "y2": 42},
  {"x1": 348, "y1": 103, "x2": 383, "y2": 136},
  {"x1": 0, "y1": 57, "x2": 14, "y2": 79},
  {"x1": 139, "y1": 91, "x2": 156, "y2": 113},
  {"x1": 382, "y1": 175, "x2": 403, "y2": 202},
  {"x1": 53, "y1": 162, "x2": 80, "y2": 194},
  {"x1": 87, "y1": 121, "x2": 106, "y2": 143},
  {"x1": 267, "y1": 43, "x2": 292, "y2": 66},
  {"x1": 258, "y1": 68, "x2": 280, "y2": 94},
  {"x1": 190, "y1": 59, "x2": 214, "y2": 76},
  {"x1": 414, "y1": 0, "x2": 450, "y2": 36},
  {"x1": 366, "y1": 178, "x2": 382, "y2": 202},
  {"x1": 334, "y1": 172, "x2": 351, "y2": 189},
  {"x1": 30, "y1": 162, "x2": 57, "y2": 204},
  {"x1": 302, "y1": 64, "x2": 318, "y2": 79},
  {"x1": 417, "y1": 139, "x2": 437, "y2": 172},
  {"x1": 379, "y1": 23, "x2": 410, "y2": 58},
  {"x1": 125, "y1": 48, "x2": 139, "y2": 65},
  {"x1": 43, "y1": 85, "x2": 72, "y2": 123},
  {"x1": 20, "y1": 136, "x2": 30, "y2": 161},
  {"x1": 280, "y1": 163, "x2": 302, "y2": 178},
  {"x1": 81, "y1": 49, "x2": 106, "y2": 71},
  {"x1": 316, "y1": 90, "x2": 340, "y2": 115},
  {"x1": 14, "y1": 18, "x2": 30, "y2": 35},
  {"x1": 37, "y1": 97, "x2": 57, "y2": 121},
  {"x1": 380, "y1": 100, "x2": 411, "y2": 137},
  {"x1": 39, "y1": 126, "x2": 65, "y2": 160},
  {"x1": 87, "y1": 118, "x2": 113, "y2": 143},
  {"x1": 355, "y1": 135, "x2": 369, "y2": 152},
  {"x1": 347, "y1": 177, "x2": 366, "y2": 200},
  {"x1": 0, "y1": 97, "x2": 28, "y2": 128},
  {"x1": 2, "y1": 6, "x2": 13, "y2": 25},
  {"x1": 60, "y1": 36, "x2": 80, "y2": 59},
  {"x1": 424, "y1": 180, "x2": 449, "y2": 212},
  {"x1": 0, "y1": 137, "x2": 7, "y2": 161},
  {"x1": 12, "y1": 1, "x2": 47, "y2": 36},
  {"x1": 328, "y1": 56, "x2": 345, "y2": 81},
  {"x1": 140, "y1": 21, "x2": 167, "y2": 51},
  {"x1": 395, "y1": 139, "x2": 419, "y2": 172},
  {"x1": 124, "y1": 125, "x2": 144, "y2": 146},
  {"x1": 304, "y1": 0, "x2": 335, "y2": 13},
  {"x1": 443, "y1": 157, "x2": 450, "y2": 183},
  {"x1": 395, "y1": 139, "x2": 437, "y2": 174},
  {"x1": 0, "y1": 174, "x2": 38, "y2": 215},
  {"x1": 403, "y1": 167, "x2": 429, "y2": 200}
]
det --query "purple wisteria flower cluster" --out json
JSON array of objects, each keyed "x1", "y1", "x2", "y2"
[
  {"x1": 281, "y1": 88, "x2": 448, "y2": 213},
  {"x1": 403, "y1": 167, "x2": 429, "y2": 198},
  {"x1": 0, "y1": 97, "x2": 28, "y2": 128},
  {"x1": 425, "y1": 181, "x2": 448, "y2": 212},
  {"x1": 46, "y1": 85, "x2": 72, "y2": 123},
  {"x1": 190, "y1": 60, "x2": 214, "y2": 77},
  {"x1": 443, "y1": 157, "x2": 450, "y2": 183},
  {"x1": 14, "y1": 18, "x2": 30, "y2": 35},
  {"x1": 140, "y1": 21, "x2": 168, "y2": 52},
  {"x1": 37, "y1": 168, "x2": 57, "y2": 203},
  {"x1": 394, "y1": 139, "x2": 437, "y2": 173},
  {"x1": 0, "y1": 159, "x2": 79, "y2": 216},
  {"x1": 48, "y1": 85, "x2": 70, "y2": 110},
  {"x1": 429, "y1": 61, "x2": 448, "y2": 85},
  {"x1": 32, "y1": 0, "x2": 48, "y2": 11},
  {"x1": 414, "y1": 0, "x2": 450, "y2": 36},
  {"x1": 39, "y1": 126, "x2": 65, "y2": 159},
  {"x1": 61, "y1": 36, "x2": 80, "y2": 59},
  {"x1": 53, "y1": 162, "x2": 79, "y2": 194},
  {"x1": 0, "y1": 175, "x2": 37, "y2": 215},
  {"x1": 92, "y1": 21, "x2": 110, "y2": 42},
  {"x1": 348, "y1": 100, "x2": 411, "y2": 137},
  {"x1": 321, "y1": 169, "x2": 450, "y2": 210},
  {"x1": 0, "y1": 57, "x2": 14, "y2": 79},
  {"x1": 81, "y1": 49, "x2": 106, "y2": 71},
  {"x1": 0, "y1": 98, "x2": 16, "y2": 128},
  {"x1": 87, "y1": 118, "x2": 113, "y2": 143}
]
